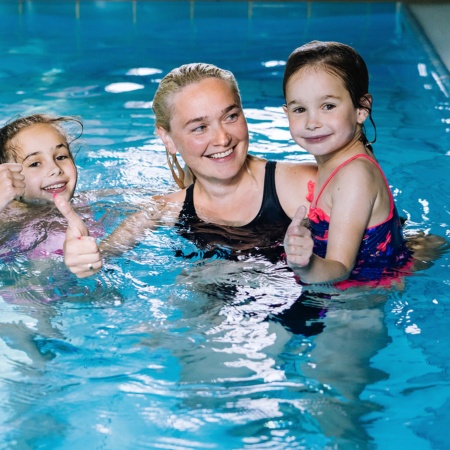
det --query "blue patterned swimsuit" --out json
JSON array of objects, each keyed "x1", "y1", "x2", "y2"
[{"x1": 307, "y1": 154, "x2": 412, "y2": 283}]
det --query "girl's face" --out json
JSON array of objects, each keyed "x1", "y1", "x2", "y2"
[
  {"x1": 283, "y1": 67, "x2": 368, "y2": 161},
  {"x1": 11, "y1": 123, "x2": 77, "y2": 204},
  {"x1": 157, "y1": 78, "x2": 249, "y2": 184}
]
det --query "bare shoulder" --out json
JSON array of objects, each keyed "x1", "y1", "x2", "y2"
[
  {"x1": 277, "y1": 160, "x2": 317, "y2": 176},
  {"x1": 276, "y1": 160, "x2": 317, "y2": 187},
  {"x1": 333, "y1": 156, "x2": 385, "y2": 188},
  {"x1": 150, "y1": 189, "x2": 186, "y2": 225},
  {"x1": 275, "y1": 160, "x2": 317, "y2": 218},
  {"x1": 153, "y1": 188, "x2": 186, "y2": 206}
]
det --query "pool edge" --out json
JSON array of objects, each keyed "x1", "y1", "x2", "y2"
[{"x1": 407, "y1": 3, "x2": 450, "y2": 94}]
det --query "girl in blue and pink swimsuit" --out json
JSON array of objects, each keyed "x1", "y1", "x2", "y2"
[{"x1": 282, "y1": 41, "x2": 412, "y2": 285}]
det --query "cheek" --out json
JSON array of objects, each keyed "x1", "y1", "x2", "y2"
[
  {"x1": 68, "y1": 163, "x2": 77, "y2": 180},
  {"x1": 23, "y1": 173, "x2": 40, "y2": 193},
  {"x1": 237, "y1": 123, "x2": 249, "y2": 141},
  {"x1": 286, "y1": 114, "x2": 300, "y2": 129}
]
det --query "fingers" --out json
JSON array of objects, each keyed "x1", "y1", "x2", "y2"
[
  {"x1": 64, "y1": 238, "x2": 103, "y2": 278},
  {"x1": 0, "y1": 164, "x2": 25, "y2": 210},
  {"x1": 54, "y1": 194, "x2": 89, "y2": 239}
]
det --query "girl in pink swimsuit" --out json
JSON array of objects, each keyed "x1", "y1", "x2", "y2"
[
  {"x1": 0, "y1": 114, "x2": 100, "y2": 260},
  {"x1": 282, "y1": 40, "x2": 411, "y2": 285}
]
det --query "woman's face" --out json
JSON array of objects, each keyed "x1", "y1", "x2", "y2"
[
  {"x1": 158, "y1": 77, "x2": 249, "y2": 185},
  {"x1": 11, "y1": 123, "x2": 77, "y2": 204}
]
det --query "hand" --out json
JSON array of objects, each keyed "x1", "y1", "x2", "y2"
[
  {"x1": 284, "y1": 205, "x2": 314, "y2": 270},
  {"x1": 0, "y1": 163, "x2": 25, "y2": 212},
  {"x1": 54, "y1": 194, "x2": 103, "y2": 278}
]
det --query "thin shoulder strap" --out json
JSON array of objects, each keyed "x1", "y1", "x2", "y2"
[
  {"x1": 313, "y1": 153, "x2": 392, "y2": 208},
  {"x1": 180, "y1": 183, "x2": 196, "y2": 218}
]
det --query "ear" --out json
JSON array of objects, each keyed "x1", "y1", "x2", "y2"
[
  {"x1": 357, "y1": 94, "x2": 372, "y2": 124},
  {"x1": 282, "y1": 104, "x2": 288, "y2": 116},
  {"x1": 157, "y1": 126, "x2": 177, "y2": 155}
]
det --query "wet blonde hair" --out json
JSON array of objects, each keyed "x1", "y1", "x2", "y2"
[{"x1": 152, "y1": 63, "x2": 243, "y2": 189}]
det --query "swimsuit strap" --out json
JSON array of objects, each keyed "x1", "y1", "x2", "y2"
[
  {"x1": 243, "y1": 160, "x2": 291, "y2": 227},
  {"x1": 313, "y1": 154, "x2": 393, "y2": 211},
  {"x1": 181, "y1": 183, "x2": 196, "y2": 218},
  {"x1": 180, "y1": 160, "x2": 290, "y2": 227}
]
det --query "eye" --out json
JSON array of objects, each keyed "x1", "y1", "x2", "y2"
[
  {"x1": 56, "y1": 154, "x2": 69, "y2": 161},
  {"x1": 28, "y1": 161, "x2": 40, "y2": 168},
  {"x1": 323, "y1": 103, "x2": 336, "y2": 111},
  {"x1": 225, "y1": 111, "x2": 239, "y2": 122},
  {"x1": 191, "y1": 125, "x2": 207, "y2": 134},
  {"x1": 292, "y1": 106, "x2": 306, "y2": 114}
]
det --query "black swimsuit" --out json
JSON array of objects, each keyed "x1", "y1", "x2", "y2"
[
  {"x1": 175, "y1": 161, "x2": 292, "y2": 261},
  {"x1": 176, "y1": 161, "x2": 326, "y2": 337}
]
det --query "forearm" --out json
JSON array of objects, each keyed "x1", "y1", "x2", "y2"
[
  {"x1": 98, "y1": 214, "x2": 147, "y2": 257},
  {"x1": 288, "y1": 253, "x2": 351, "y2": 284}
]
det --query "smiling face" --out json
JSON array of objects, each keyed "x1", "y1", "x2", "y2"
[
  {"x1": 11, "y1": 123, "x2": 77, "y2": 204},
  {"x1": 283, "y1": 66, "x2": 368, "y2": 162},
  {"x1": 157, "y1": 77, "x2": 249, "y2": 184}
]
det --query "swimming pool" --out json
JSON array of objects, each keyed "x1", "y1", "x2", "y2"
[{"x1": 0, "y1": 1, "x2": 449, "y2": 448}]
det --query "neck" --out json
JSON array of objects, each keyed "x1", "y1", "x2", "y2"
[
  {"x1": 316, "y1": 136, "x2": 368, "y2": 170},
  {"x1": 191, "y1": 157, "x2": 265, "y2": 226}
]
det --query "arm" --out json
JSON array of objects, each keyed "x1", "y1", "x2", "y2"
[
  {"x1": 285, "y1": 163, "x2": 384, "y2": 284},
  {"x1": 55, "y1": 193, "x2": 182, "y2": 278},
  {"x1": 0, "y1": 164, "x2": 25, "y2": 212}
]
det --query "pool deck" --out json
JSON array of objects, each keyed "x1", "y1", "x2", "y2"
[
  {"x1": 326, "y1": 1, "x2": 450, "y2": 76},
  {"x1": 407, "y1": 2, "x2": 450, "y2": 76}
]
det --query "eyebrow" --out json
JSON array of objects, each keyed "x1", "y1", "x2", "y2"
[
  {"x1": 183, "y1": 103, "x2": 240, "y2": 127},
  {"x1": 21, "y1": 143, "x2": 69, "y2": 163},
  {"x1": 287, "y1": 94, "x2": 340, "y2": 107}
]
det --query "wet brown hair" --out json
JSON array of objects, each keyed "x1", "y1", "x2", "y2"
[{"x1": 283, "y1": 40, "x2": 376, "y2": 147}]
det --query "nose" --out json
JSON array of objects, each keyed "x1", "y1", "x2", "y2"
[
  {"x1": 48, "y1": 160, "x2": 63, "y2": 177},
  {"x1": 305, "y1": 112, "x2": 321, "y2": 131},
  {"x1": 213, "y1": 124, "x2": 232, "y2": 146}
]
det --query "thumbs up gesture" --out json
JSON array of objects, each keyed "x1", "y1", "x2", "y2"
[
  {"x1": 284, "y1": 205, "x2": 314, "y2": 271},
  {"x1": 54, "y1": 194, "x2": 102, "y2": 277},
  {"x1": 0, "y1": 163, "x2": 25, "y2": 212}
]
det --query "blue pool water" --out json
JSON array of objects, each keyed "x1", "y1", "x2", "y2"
[{"x1": 0, "y1": 1, "x2": 449, "y2": 449}]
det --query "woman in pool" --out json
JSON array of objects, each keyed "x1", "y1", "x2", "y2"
[{"x1": 56, "y1": 62, "x2": 317, "y2": 277}]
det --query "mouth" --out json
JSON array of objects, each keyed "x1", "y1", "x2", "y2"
[
  {"x1": 43, "y1": 182, "x2": 68, "y2": 195},
  {"x1": 207, "y1": 148, "x2": 234, "y2": 159},
  {"x1": 303, "y1": 135, "x2": 330, "y2": 144}
]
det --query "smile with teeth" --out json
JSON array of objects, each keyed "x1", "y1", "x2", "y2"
[
  {"x1": 208, "y1": 148, "x2": 234, "y2": 159},
  {"x1": 43, "y1": 182, "x2": 66, "y2": 191}
]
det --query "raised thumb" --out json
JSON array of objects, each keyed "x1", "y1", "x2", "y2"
[
  {"x1": 291, "y1": 205, "x2": 307, "y2": 228},
  {"x1": 54, "y1": 195, "x2": 88, "y2": 238}
]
